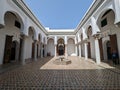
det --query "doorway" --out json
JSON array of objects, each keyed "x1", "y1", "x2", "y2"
[
  {"x1": 3, "y1": 35, "x2": 13, "y2": 64},
  {"x1": 57, "y1": 38, "x2": 65, "y2": 56},
  {"x1": 10, "y1": 41, "x2": 17, "y2": 61},
  {"x1": 88, "y1": 42, "x2": 91, "y2": 58},
  {"x1": 32, "y1": 43, "x2": 35, "y2": 58},
  {"x1": 58, "y1": 45, "x2": 64, "y2": 55},
  {"x1": 106, "y1": 41, "x2": 112, "y2": 60}
]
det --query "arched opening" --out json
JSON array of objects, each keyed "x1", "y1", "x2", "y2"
[
  {"x1": 47, "y1": 38, "x2": 55, "y2": 56},
  {"x1": 97, "y1": 9, "x2": 120, "y2": 64},
  {"x1": 67, "y1": 38, "x2": 75, "y2": 56},
  {"x1": 57, "y1": 38, "x2": 65, "y2": 56},
  {"x1": 2, "y1": 11, "x2": 23, "y2": 64},
  {"x1": 86, "y1": 26, "x2": 92, "y2": 59},
  {"x1": 25, "y1": 26, "x2": 35, "y2": 60}
]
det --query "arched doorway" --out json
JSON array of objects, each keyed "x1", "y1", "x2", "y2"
[
  {"x1": 26, "y1": 26, "x2": 35, "y2": 60},
  {"x1": 3, "y1": 11, "x2": 23, "y2": 64},
  {"x1": 58, "y1": 45, "x2": 64, "y2": 55},
  {"x1": 57, "y1": 39, "x2": 65, "y2": 56},
  {"x1": 86, "y1": 26, "x2": 92, "y2": 59}
]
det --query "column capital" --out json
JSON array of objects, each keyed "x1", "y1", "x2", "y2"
[
  {"x1": 93, "y1": 32, "x2": 101, "y2": 40},
  {"x1": 20, "y1": 34, "x2": 27, "y2": 39}
]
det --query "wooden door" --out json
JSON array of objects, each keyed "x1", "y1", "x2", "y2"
[
  {"x1": 3, "y1": 35, "x2": 13, "y2": 64},
  {"x1": 32, "y1": 43, "x2": 34, "y2": 58},
  {"x1": 99, "y1": 38, "x2": 104, "y2": 60},
  {"x1": 110, "y1": 34, "x2": 119, "y2": 59},
  {"x1": 88, "y1": 42, "x2": 91, "y2": 58},
  {"x1": 19, "y1": 38, "x2": 22, "y2": 61}
]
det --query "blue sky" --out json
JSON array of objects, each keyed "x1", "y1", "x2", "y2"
[{"x1": 24, "y1": 0, "x2": 93, "y2": 29}]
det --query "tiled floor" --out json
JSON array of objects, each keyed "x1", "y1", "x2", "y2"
[{"x1": 0, "y1": 57, "x2": 120, "y2": 90}]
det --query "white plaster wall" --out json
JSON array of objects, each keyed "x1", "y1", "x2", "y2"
[
  {"x1": 67, "y1": 39, "x2": 75, "y2": 56},
  {"x1": 47, "y1": 39, "x2": 55, "y2": 56},
  {"x1": 25, "y1": 36, "x2": 33, "y2": 59}
]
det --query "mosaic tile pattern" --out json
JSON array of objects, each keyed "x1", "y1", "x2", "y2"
[{"x1": 0, "y1": 57, "x2": 120, "y2": 90}]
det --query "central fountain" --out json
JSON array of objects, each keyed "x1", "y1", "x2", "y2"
[{"x1": 53, "y1": 56, "x2": 71, "y2": 65}]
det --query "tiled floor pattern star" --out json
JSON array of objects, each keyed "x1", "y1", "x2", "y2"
[{"x1": 0, "y1": 57, "x2": 120, "y2": 90}]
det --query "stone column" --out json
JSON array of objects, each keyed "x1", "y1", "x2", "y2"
[
  {"x1": 0, "y1": 0, "x2": 5, "y2": 28},
  {"x1": 54, "y1": 45, "x2": 57, "y2": 57},
  {"x1": 114, "y1": 0, "x2": 120, "y2": 24},
  {"x1": 94, "y1": 36, "x2": 101, "y2": 64},
  {"x1": 65, "y1": 44, "x2": 68, "y2": 57},
  {"x1": 79, "y1": 44, "x2": 82, "y2": 58},
  {"x1": 84, "y1": 43, "x2": 88, "y2": 60},
  {"x1": 34, "y1": 40, "x2": 37, "y2": 61},
  {"x1": 75, "y1": 45, "x2": 78, "y2": 56},
  {"x1": 54, "y1": 36, "x2": 57, "y2": 57},
  {"x1": 41, "y1": 43, "x2": 43, "y2": 58},
  {"x1": 20, "y1": 35, "x2": 26, "y2": 65},
  {"x1": 91, "y1": 16, "x2": 101, "y2": 64}
]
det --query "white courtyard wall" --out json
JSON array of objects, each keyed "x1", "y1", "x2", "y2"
[
  {"x1": 67, "y1": 39, "x2": 75, "y2": 56},
  {"x1": 25, "y1": 36, "x2": 33, "y2": 59},
  {"x1": 47, "y1": 39, "x2": 55, "y2": 56}
]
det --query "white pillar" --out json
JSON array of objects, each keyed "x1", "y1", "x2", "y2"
[
  {"x1": 79, "y1": 44, "x2": 82, "y2": 58},
  {"x1": 54, "y1": 45, "x2": 57, "y2": 57},
  {"x1": 41, "y1": 43, "x2": 43, "y2": 58},
  {"x1": 75, "y1": 45, "x2": 78, "y2": 56},
  {"x1": 20, "y1": 35, "x2": 26, "y2": 65},
  {"x1": 114, "y1": 0, "x2": 120, "y2": 24},
  {"x1": 34, "y1": 41, "x2": 37, "y2": 61},
  {"x1": 38, "y1": 44, "x2": 41, "y2": 57},
  {"x1": 65, "y1": 44, "x2": 68, "y2": 57},
  {"x1": 0, "y1": 0, "x2": 5, "y2": 28},
  {"x1": 84, "y1": 43, "x2": 88, "y2": 60},
  {"x1": 95, "y1": 38, "x2": 101, "y2": 64}
]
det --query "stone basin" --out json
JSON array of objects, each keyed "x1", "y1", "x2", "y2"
[{"x1": 53, "y1": 56, "x2": 71, "y2": 65}]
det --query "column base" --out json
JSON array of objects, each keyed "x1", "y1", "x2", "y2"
[
  {"x1": 21, "y1": 60, "x2": 26, "y2": 65},
  {"x1": 96, "y1": 61, "x2": 101, "y2": 65}
]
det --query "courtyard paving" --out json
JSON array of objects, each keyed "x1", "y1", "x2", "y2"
[{"x1": 0, "y1": 56, "x2": 120, "y2": 90}]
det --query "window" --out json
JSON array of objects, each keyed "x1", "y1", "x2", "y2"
[
  {"x1": 101, "y1": 18, "x2": 107, "y2": 27},
  {"x1": 15, "y1": 20, "x2": 21, "y2": 29}
]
